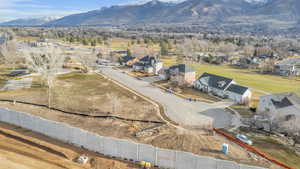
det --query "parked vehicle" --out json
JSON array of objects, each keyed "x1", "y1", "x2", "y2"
[
  {"x1": 166, "y1": 88, "x2": 174, "y2": 94},
  {"x1": 236, "y1": 134, "x2": 253, "y2": 145},
  {"x1": 76, "y1": 155, "x2": 89, "y2": 164}
]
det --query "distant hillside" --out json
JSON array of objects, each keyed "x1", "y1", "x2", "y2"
[
  {"x1": 0, "y1": 17, "x2": 59, "y2": 26},
  {"x1": 44, "y1": 0, "x2": 300, "y2": 30},
  {"x1": 1, "y1": 0, "x2": 300, "y2": 32}
]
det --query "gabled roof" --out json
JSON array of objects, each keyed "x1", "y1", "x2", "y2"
[
  {"x1": 139, "y1": 56, "x2": 155, "y2": 62},
  {"x1": 271, "y1": 97, "x2": 293, "y2": 109},
  {"x1": 198, "y1": 72, "x2": 233, "y2": 90},
  {"x1": 262, "y1": 92, "x2": 300, "y2": 109},
  {"x1": 133, "y1": 62, "x2": 145, "y2": 67},
  {"x1": 169, "y1": 64, "x2": 195, "y2": 73},
  {"x1": 226, "y1": 84, "x2": 249, "y2": 95},
  {"x1": 121, "y1": 56, "x2": 136, "y2": 63}
]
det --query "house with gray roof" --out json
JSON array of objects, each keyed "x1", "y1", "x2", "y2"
[
  {"x1": 194, "y1": 73, "x2": 234, "y2": 97},
  {"x1": 194, "y1": 72, "x2": 252, "y2": 104},
  {"x1": 225, "y1": 84, "x2": 252, "y2": 105},
  {"x1": 258, "y1": 92, "x2": 300, "y2": 120},
  {"x1": 167, "y1": 64, "x2": 196, "y2": 86},
  {"x1": 133, "y1": 56, "x2": 163, "y2": 75},
  {"x1": 274, "y1": 57, "x2": 300, "y2": 76}
]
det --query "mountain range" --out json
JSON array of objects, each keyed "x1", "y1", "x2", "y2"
[
  {"x1": 0, "y1": 17, "x2": 59, "y2": 26},
  {"x1": 1, "y1": 0, "x2": 300, "y2": 31}
]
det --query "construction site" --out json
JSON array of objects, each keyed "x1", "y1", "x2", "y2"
[{"x1": 0, "y1": 70, "x2": 282, "y2": 169}]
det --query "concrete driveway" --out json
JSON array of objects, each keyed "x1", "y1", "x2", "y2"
[{"x1": 101, "y1": 67, "x2": 235, "y2": 129}]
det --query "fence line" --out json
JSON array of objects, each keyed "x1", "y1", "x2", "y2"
[
  {"x1": 0, "y1": 99, "x2": 165, "y2": 124},
  {"x1": 0, "y1": 107, "x2": 266, "y2": 169}
]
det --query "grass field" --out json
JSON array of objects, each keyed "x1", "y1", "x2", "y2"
[
  {"x1": 161, "y1": 57, "x2": 300, "y2": 96},
  {"x1": 16, "y1": 36, "x2": 41, "y2": 42}
]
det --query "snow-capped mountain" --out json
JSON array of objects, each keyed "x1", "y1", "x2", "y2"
[{"x1": 0, "y1": 16, "x2": 60, "y2": 26}]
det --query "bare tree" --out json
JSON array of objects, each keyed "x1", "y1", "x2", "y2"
[
  {"x1": 259, "y1": 59, "x2": 276, "y2": 73},
  {"x1": 243, "y1": 45, "x2": 255, "y2": 57},
  {"x1": 106, "y1": 93, "x2": 121, "y2": 114},
  {"x1": 21, "y1": 45, "x2": 66, "y2": 108},
  {"x1": 76, "y1": 51, "x2": 98, "y2": 73},
  {"x1": 217, "y1": 42, "x2": 237, "y2": 57},
  {"x1": 280, "y1": 116, "x2": 300, "y2": 146},
  {"x1": 0, "y1": 31, "x2": 22, "y2": 69}
]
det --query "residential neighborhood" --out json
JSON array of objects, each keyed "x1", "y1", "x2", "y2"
[
  {"x1": 1, "y1": 3, "x2": 300, "y2": 168},
  {"x1": 132, "y1": 56, "x2": 163, "y2": 75},
  {"x1": 275, "y1": 57, "x2": 300, "y2": 76}
]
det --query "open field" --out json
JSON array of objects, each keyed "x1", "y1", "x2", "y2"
[
  {"x1": 0, "y1": 70, "x2": 277, "y2": 168},
  {"x1": 62, "y1": 37, "x2": 161, "y2": 51},
  {"x1": 161, "y1": 57, "x2": 300, "y2": 97},
  {"x1": 0, "y1": 122, "x2": 142, "y2": 169}
]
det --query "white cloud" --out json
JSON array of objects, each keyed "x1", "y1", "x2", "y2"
[{"x1": 0, "y1": 0, "x2": 85, "y2": 22}]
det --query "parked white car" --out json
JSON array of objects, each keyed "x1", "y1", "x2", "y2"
[
  {"x1": 236, "y1": 134, "x2": 253, "y2": 145},
  {"x1": 76, "y1": 155, "x2": 89, "y2": 164}
]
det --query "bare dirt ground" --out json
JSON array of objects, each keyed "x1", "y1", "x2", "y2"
[
  {"x1": 0, "y1": 73, "x2": 161, "y2": 122},
  {"x1": 0, "y1": 72, "x2": 281, "y2": 168},
  {"x1": 0, "y1": 122, "x2": 141, "y2": 169}
]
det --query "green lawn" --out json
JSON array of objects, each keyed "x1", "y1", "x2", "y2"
[{"x1": 161, "y1": 58, "x2": 300, "y2": 96}]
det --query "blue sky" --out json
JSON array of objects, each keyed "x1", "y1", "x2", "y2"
[{"x1": 0, "y1": 0, "x2": 180, "y2": 22}]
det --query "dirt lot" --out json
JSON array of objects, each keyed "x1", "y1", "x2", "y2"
[
  {"x1": 0, "y1": 72, "x2": 280, "y2": 168},
  {"x1": 0, "y1": 122, "x2": 141, "y2": 169},
  {"x1": 0, "y1": 73, "x2": 161, "y2": 122}
]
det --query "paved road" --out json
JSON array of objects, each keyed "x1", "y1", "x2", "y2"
[{"x1": 101, "y1": 67, "x2": 235, "y2": 129}]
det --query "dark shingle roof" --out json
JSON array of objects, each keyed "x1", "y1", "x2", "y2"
[
  {"x1": 139, "y1": 56, "x2": 156, "y2": 63},
  {"x1": 8, "y1": 70, "x2": 29, "y2": 77},
  {"x1": 133, "y1": 62, "x2": 145, "y2": 67},
  {"x1": 199, "y1": 72, "x2": 233, "y2": 90},
  {"x1": 226, "y1": 84, "x2": 249, "y2": 95},
  {"x1": 121, "y1": 56, "x2": 135, "y2": 63},
  {"x1": 271, "y1": 97, "x2": 293, "y2": 109},
  {"x1": 169, "y1": 64, "x2": 195, "y2": 73}
]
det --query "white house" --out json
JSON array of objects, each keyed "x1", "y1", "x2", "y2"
[
  {"x1": 194, "y1": 72, "x2": 252, "y2": 104},
  {"x1": 258, "y1": 92, "x2": 300, "y2": 119},
  {"x1": 133, "y1": 56, "x2": 163, "y2": 75},
  {"x1": 274, "y1": 57, "x2": 300, "y2": 76},
  {"x1": 194, "y1": 73, "x2": 235, "y2": 98},
  {"x1": 225, "y1": 84, "x2": 252, "y2": 105}
]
